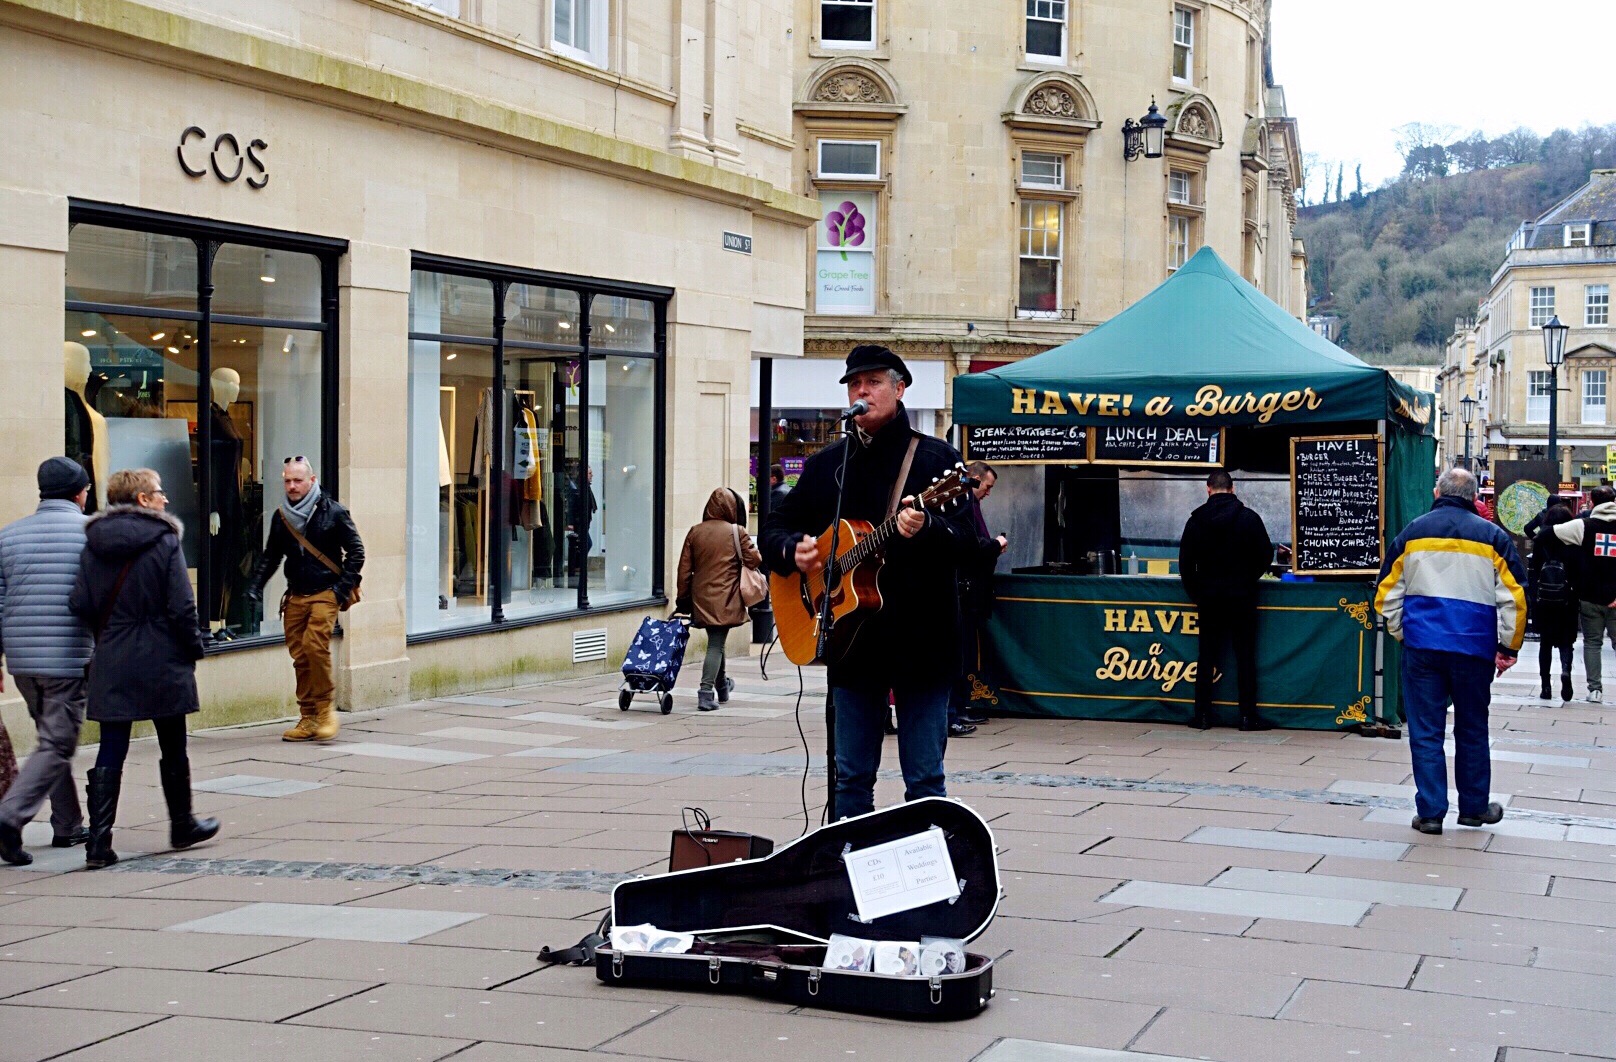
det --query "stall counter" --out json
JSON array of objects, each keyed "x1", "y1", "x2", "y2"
[{"x1": 973, "y1": 574, "x2": 1397, "y2": 730}]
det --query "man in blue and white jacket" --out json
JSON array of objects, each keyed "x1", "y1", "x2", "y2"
[
  {"x1": 0, "y1": 458, "x2": 95, "y2": 865},
  {"x1": 1375, "y1": 466, "x2": 1526, "y2": 835}
]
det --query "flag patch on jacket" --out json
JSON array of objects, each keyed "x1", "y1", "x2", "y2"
[{"x1": 1598, "y1": 533, "x2": 1616, "y2": 558}]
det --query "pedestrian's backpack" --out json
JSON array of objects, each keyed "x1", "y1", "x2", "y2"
[{"x1": 1537, "y1": 553, "x2": 1572, "y2": 605}]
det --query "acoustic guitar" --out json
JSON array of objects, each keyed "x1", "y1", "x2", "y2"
[{"x1": 770, "y1": 466, "x2": 973, "y2": 666}]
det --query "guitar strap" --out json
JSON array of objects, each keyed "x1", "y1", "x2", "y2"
[{"x1": 886, "y1": 437, "x2": 920, "y2": 520}]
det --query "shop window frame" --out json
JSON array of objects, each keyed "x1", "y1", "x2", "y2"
[
  {"x1": 406, "y1": 251, "x2": 671, "y2": 644},
  {"x1": 66, "y1": 201, "x2": 345, "y2": 655}
]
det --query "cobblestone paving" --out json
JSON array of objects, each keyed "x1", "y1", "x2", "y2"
[{"x1": 3, "y1": 645, "x2": 1615, "y2": 1061}]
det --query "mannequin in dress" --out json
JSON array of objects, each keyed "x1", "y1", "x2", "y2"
[
  {"x1": 208, "y1": 368, "x2": 246, "y2": 627},
  {"x1": 63, "y1": 342, "x2": 108, "y2": 513}
]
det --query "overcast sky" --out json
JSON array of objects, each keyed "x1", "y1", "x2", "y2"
[{"x1": 1269, "y1": 0, "x2": 1616, "y2": 196}]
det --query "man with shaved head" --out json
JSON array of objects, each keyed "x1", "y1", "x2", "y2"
[{"x1": 245, "y1": 457, "x2": 364, "y2": 742}]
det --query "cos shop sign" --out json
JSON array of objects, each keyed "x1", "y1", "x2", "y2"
[{"x1": 177, "y1": 126, "x2": 269, "y2": 189}]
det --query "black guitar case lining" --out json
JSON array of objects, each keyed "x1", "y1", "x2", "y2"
[{"x1": 594, "y1": 798, "x2": 1001, "y2": 1020}]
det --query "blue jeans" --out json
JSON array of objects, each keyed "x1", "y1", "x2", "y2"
[
  {"x1": 831, "y1": 683, "x2": 950, "y2": 819},
  {"x1": 1401, "y1": 646, "x2": 1493, "y2": 820}
]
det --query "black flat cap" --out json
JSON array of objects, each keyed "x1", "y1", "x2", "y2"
[{"x1": 838, "y1": 344, "x2": 912, "y2": 387}]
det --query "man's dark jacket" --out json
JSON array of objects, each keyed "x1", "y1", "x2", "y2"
[
  {"x1": 761, "y1": 404, "x2": 972, "y2": 689},
  {"x1": 247, "y1": 493, "x2": 365, "y2": 605},
  {"x1": 1178, "y1": 492, "x2": 1272, "y2": 603}
]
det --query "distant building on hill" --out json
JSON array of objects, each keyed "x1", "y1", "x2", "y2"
[{"x1": 1438, "y1": 169, "x2": 1616, "y2": 482}]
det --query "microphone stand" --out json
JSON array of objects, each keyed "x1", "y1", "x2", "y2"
[{"x1": 817, "y1": 411, "x2": 860, "y2": 823}]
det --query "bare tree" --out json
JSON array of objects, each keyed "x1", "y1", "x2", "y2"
[{"x1": 1492, "y1": 126, "x2": 1540, "y2": 165}]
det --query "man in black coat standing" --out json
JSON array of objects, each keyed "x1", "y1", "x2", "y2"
[
  {"x1": 761, "y1": 345, "x2": 974, "y2": 818},
  {"x1": 1178, "y1": 470, "x2": 1273, "y2": 731},
  {"x1": 245, "y1": 458, "x2": 364, "y2": 743}
]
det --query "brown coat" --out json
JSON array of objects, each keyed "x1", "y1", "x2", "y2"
[{"x1": 676, "y1": 489, "x2": 762, "y2": 630}]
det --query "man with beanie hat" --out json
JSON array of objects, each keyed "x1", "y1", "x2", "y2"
[{"x1": 0, "y1": 457, "x2": 94, "y2": 865}]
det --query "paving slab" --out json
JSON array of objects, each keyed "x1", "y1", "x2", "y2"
[
  {"x1": 0, "y1": 1005, "x2": 166, "y2": 1061},
  {"x1": 978, "y1": 1044, "x2": 1206, "y2": 1062},
  {"x1": 1207, "y1": 866, "x2": 1462, "y2": 909},
  {"x1": 165, "y1": 902, "x2": 482, "y2": 943},
  {"x1": 6, "y1": 966, "x2": 377, "y2": 1021},
  {"x1": 1099, "y1": 880, "x2": 1371, "y2": 925},
  {"x1": 1184, "y1": 825, "x2": 1409, "y2": 860}
]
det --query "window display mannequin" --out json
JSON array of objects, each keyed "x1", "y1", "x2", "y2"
[
  {"x1": 207, "y1": 368, "x2": 246, "y2": 628},
  {"x1": 63, "y1": 342, "x2": 108, "y2": 513}
]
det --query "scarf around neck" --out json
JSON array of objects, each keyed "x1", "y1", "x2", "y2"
[{"x1": 282, "y1": 481, "x2": 321, "y2": 535}]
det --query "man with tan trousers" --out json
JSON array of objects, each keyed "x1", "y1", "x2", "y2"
[{"x1": 245, "y1": 458, "x2": 364, "y2": 741}]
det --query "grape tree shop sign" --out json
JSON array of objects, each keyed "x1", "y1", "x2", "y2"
[{"x1": 816, "y1": 191, "x2": 876, "y2": 313}]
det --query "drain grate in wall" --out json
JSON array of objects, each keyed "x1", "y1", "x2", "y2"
[{"x1": 572, "y1": 628, "x2": 608, "y2": 663}]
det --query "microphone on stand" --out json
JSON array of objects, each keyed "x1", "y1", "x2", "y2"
[{"x1": 840, "y1": 400, "x2": 869, "y2": 420}]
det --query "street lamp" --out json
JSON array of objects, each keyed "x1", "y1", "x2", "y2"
[
  {"x1": 1122, "y1": 100, "x2": 1168, "y2": 161},
  {"x1": 1543, "y1": 314, "x2": 1570, "y2": 478},
  {"x1": 1460, "y1": 393, "x2": 1476, "y2": 470}
]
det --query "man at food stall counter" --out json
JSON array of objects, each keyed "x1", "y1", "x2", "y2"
[
  {"x1": 1177, "y1": 470, "x2": 1273, "y2": 731},
  {"x1": 1375, "y1": 467, "x2": 1521, "y2": 835},
  {"x1": 761, "y1": 345, "x2": 976, "y2": 818},
  {"x1": 1551, "y1": 484, "x2": 1616, "y2": 703},
  {"x1": 948, "y1": 461, "x2": 1009, "y2": 737}
]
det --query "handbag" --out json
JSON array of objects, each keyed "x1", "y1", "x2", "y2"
[
  {"x1": 278, "y1": 512, "x2": 363, "y2": 610},
  {"x1": 669, "y1": 806, "x2": 774, "y2": 871},
  {"x1": 730, "y1": 524, "x2": 768, "y2": 609}
]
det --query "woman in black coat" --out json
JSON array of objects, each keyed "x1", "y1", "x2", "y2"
[
  {"x1": 69, "y1": 468, "x2": 217, "y2": 868},
  {"x1": 1530, "y1": 503, "x2": 1580, "y2": 703}
]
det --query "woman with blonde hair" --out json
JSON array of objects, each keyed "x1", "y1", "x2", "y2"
[{"x1": 69, "y1": 468, "x2": 217, "y2": 868}]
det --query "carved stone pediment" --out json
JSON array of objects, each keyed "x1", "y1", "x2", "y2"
[
  {"x1": 1026, "y1": 85, "x2": 1080, "y2": 119},
  {"x1": 814, "y1": 72, "x2": 887, "y2": 105},
  {"x1": 1164, "y1": 94, "x2": 1223, "y2": 151},
  {"x1": 1002, "y1": 73, "x2": 1100, "y2": 134}
]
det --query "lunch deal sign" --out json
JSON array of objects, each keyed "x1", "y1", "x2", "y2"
[{"x1": 817, "y1": 192, "x2": 876, "y2": 314}]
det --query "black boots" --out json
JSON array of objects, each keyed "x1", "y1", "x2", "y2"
[
  {"x1": 1562, "y1": 674, "x2": 1574, "y2": 702},
  {"x1": 159, "y1": 759, "x2": 219, "y2": 850},
  {"x1": 85, "y1": 767, "x2": 121, "y2": 869}
]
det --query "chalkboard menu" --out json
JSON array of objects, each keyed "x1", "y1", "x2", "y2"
[
  {"x1": 965, "y1": 424, "x2": 1089, "y2": 463},
  {"x1": 1089, "y1": 425, "x2": 1223, "y2": 466},
  {"x1": 1291, "y1": 435, "x2": 1383, "y2": 575}
]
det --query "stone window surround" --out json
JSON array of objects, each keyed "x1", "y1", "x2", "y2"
[
  {"x1": 1172, "y1": 1, "x2": 1203, "y2": 87},
  {"x1": 1164, "y1": 148, "x2": 1207, "y2": 276},
  {"x1": 812, "y1": 0, "x2": 887, "y2": 58},
  {"x1": 549, "y1": 0, "x2": 610, "y2": 69},
  {"x1": 1025, "y1": 0, "x2": 1070, "y2": 65},
  {"x1": 804, "y1": 124, "x2": 894, "y2": 317},
  {"x1": 1003, "y1": 76, "x2": 1093, "y2": 317}
]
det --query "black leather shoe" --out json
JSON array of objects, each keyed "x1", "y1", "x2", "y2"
[
  {"x1": 52, "y1": 827, "x2": 90, "y2": 848},
  {"x1": 1411, "y1": 815, "x2": 1444, "y2": 835},
  {"x1": 1187, "y1": 714, "x2": 1211, "y2": 731},
  {"x1": 0, "y1": 823, "x2": 31, "y2": 866},
  {"x1": 947, "y1": 722, "x2": 977, "y2": 738},
  {"x1": 960, "y1": 713, "x2": 988, "y2": 726},
  {"x1": 1456, "y1": 802, "x2": 1504, "y2": 828},
  {"x1": 1239, "y1": 716, "x2": 1273, "y2": 732}
]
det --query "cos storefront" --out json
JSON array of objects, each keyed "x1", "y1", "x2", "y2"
[{"x1": 0, "y1": 2, "x2": 811, "y2": 731}]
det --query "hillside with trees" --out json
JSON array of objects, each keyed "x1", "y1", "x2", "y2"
[{"x1": 1296, "y1": 122, "x2": 1616, "y2": 364}]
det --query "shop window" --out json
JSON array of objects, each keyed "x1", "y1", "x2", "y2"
[
  {"x1": 553, "y1": 0, "x2": 608, "y2": 67},
  {"x1": 406, "y1": 265, "x2": 664, "y2": 638},
  {"x1": 1026, "y1": 0, "x2": 1066, "y2": 62},
  {"x1": 1527, "y1": 370, "x2": 1551, "y2": 423},
  {"x1": 822, "y1": 0, "x2": 875, "y2": 48},
  {"x1": 1584, "y1": 370, "x2": 1607, "y2": 425},
  {"x1": 1529, "y1": 286, "x2": 1555, "y2": 328},
  {"x1": 1018, "y1": 201, "x2": 1062, "y2": 317},
  {"x1": 64, "y1": 212, "x2": 337, "y2": 647},
  {"x1": 1172, "y1": 5, "x2": 1196, "y2": 84},
  {"x1": 1588, "y1": 284, "x2": 1610, "y2": 327},
  {"x1": 816, "y1": 190, "x2": 878, "y2": 315}
]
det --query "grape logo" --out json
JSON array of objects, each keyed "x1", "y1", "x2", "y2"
[{"x1": 825, "y1": 201, "x2": 866, "y2": 262}]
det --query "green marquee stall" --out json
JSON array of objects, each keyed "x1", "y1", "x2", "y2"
[{"x1": 954, "y1": 248, "x2": 1437, "y2": 730}]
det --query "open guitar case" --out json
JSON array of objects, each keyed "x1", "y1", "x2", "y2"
[{"x1": 591, "y1": 798, "x2": 1002, "y2": 1020}]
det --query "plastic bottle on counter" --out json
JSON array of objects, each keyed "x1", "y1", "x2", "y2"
[{"x1": 1127, "y1": 551, "x2": 1139, "y2": 576}]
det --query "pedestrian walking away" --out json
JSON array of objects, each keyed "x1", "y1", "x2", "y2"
[
  {"x1": 245, "y1": 457, "x2": 364, "y2": 741},
  {"x1": 675, "y1": 488, "x2": 763, "y2": 711},
  {"x1": 0, "y1": 457, "x2": 95, "y2": 866},
  {"x1": 1375, "y1": 467, "x2": 1522, "y2": 835},
  {"x1": 1552, "y1": 484, "x2": 1616, "y2": 703},
  {"x1": 1178, "y1": 470, "x2": 1274, "y2": 731},
  {"x1": 949, "y1": 460, "x2": 1008, "y2": 737},
  {"x1": 769, "y1": 464, "x2": 791, "y2": 514},
  {"x1": 68, "y1": 468, "x2": 218, "y2": 869},
  {"x1": 1530, "y1": 503, "x2": 1579, "y2": 702},
  {"x1": 761, "y1": 344, "x2": 978, "y2": 818}
]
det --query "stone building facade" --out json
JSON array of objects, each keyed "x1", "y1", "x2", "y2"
[
  {"x1": 784, "y1": 0, "x2": 1307, "y2": 426},
  {"x1": 1438, "y1": 170, "x2": 1616, "y2": 482},
  {"x1": 0, "y1": 0, "x2": 814, "y2": 736}
]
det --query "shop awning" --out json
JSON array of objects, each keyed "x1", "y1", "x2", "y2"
[{"x1": 953, "y1": 248, "x2": 1434, "y2": 436}]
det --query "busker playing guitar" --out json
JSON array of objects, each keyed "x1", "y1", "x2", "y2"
[{"x1": 761, "y1": 345, "x2": 978, "y2": 819}]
